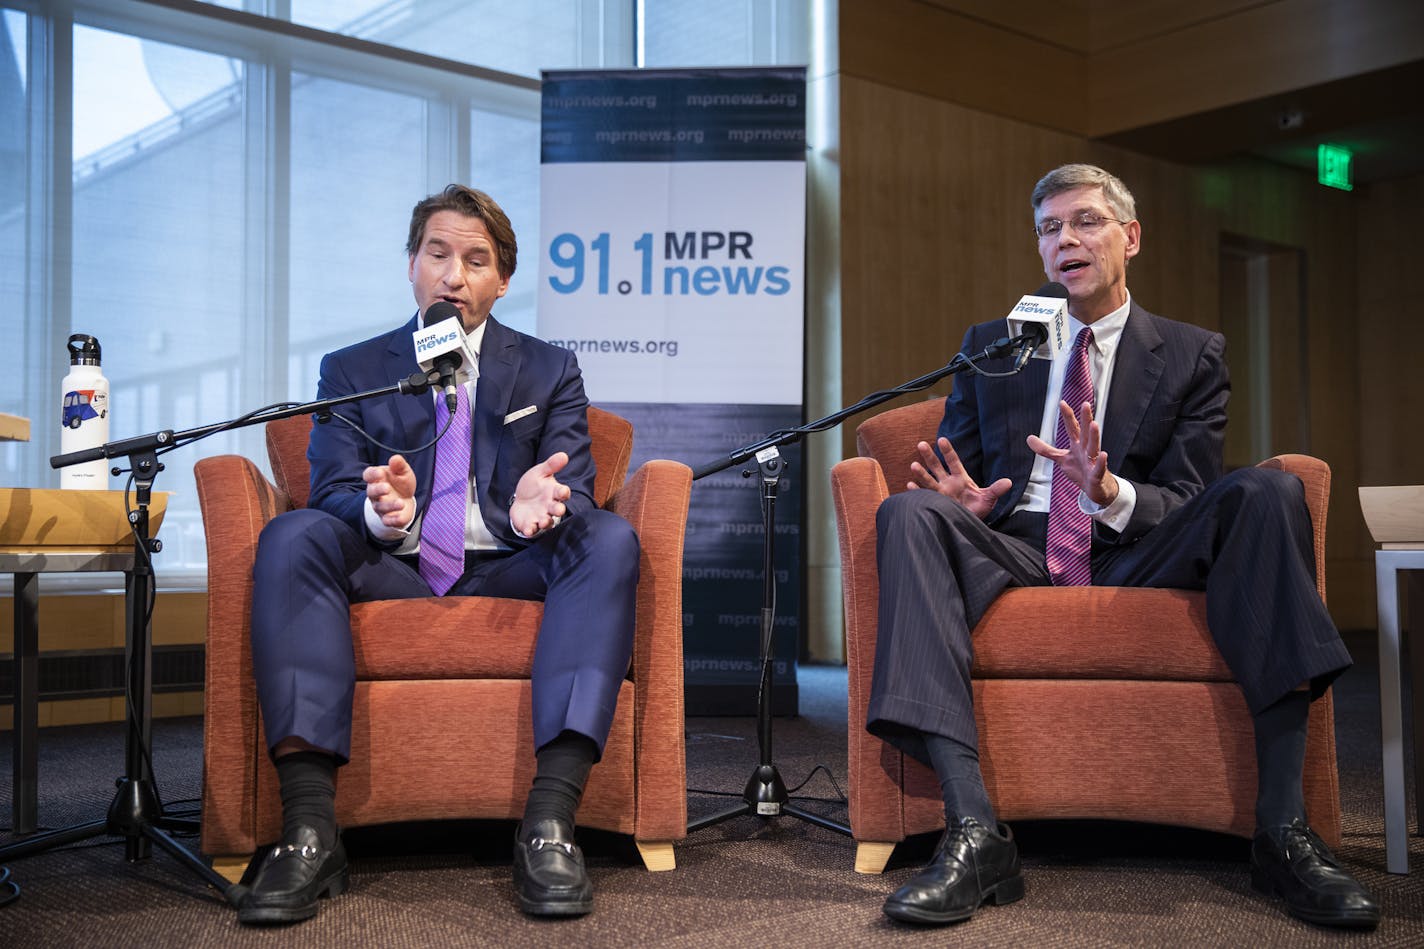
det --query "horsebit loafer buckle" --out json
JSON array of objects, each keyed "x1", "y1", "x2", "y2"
[{"x1": 529, "y1": 837, "x2": 577, "y2": 857}]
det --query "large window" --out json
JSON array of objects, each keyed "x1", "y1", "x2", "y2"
[
  {"x1": 2, "y1": 0, "x2": 809, "y2": 585},
  {"x1": 642, "y1": 0, "x2": 809, "y2": 66}
]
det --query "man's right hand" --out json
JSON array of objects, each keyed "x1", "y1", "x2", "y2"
[
  {"x1": 907, "y1": 436, "x2": 1011, "y2": 520},
  {"x1": 364, "y1": 454, "x2": 418, "y2": 529}
]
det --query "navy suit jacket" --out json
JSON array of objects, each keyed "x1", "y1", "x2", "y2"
[
  {"x1": 938, "y1": 301, "x2": 1229, "y2": 546},
  {"x1": 306, "y1": 314, "x2": 594, "y2": 548}
]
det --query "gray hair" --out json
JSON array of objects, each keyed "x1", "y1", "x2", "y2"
[{"x1": 1031, "y1": 164, "x2": 1137, "y2": 223}]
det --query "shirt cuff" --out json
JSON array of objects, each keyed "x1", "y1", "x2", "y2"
[
  {"x1": 1079, "y1": 477, "x2": 1136, "y2": 533},
  {"x1": 365, "y1": 496, "x2": 414, "y2": 542}
]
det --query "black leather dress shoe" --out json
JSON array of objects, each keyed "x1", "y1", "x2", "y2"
[
  {"x1": 1251, "y1": 819, "x2": 1379, "y2": 929},
  {"x1": 237, "y1": 825, "x2": 349, "y2": 926},
  {"x1": 882, "y1": 818, "x2": 1024, "y2": 925},
  {"x1": 513, "y1": 819, "x2": 593, "y2": 917}
]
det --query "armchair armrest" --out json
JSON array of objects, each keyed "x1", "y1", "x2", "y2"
[
  {"x1": 193, "y1": 454, "x2": 292, "y2": 853},
  {"x1": 606, "y1": 459, "x2": 693, "y2": 841},
  {"x1": 1256, "y1": 454, "x2": 1331, "y2": 602},
  {"x1": 830, "y1": 456, "x2": 902, "y2": 841}
]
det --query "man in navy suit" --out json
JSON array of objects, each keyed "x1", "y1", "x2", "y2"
[
  {"x1": 868, "y1": 165, "x2": 1377, "y2": 929},
  {"x1": 239, "y1": 185, "x2": 639, "y2": 925}
]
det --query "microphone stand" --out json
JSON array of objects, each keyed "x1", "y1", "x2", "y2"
[
  {"x1": 0, "y1": 371, "x2": 435, "y2": 906},
  {"x1": 686, "y1": 332, "x2": 1040, "y2": 837}
]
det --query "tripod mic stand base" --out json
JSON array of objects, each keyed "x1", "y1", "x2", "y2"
[
  {"x1": 0, "y1": 779, "x2": 239, "y2": 905},
  {"x1": 746, "y1": 764, "x2": 789, "y2": 816},
  {"x1": 686, "y1": 763, "x2": 851, "y2": 836}
]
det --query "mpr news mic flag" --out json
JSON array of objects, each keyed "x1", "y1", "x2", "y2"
[{"x1": 539, "y1": 67, "x2": 806, "y2": 715}]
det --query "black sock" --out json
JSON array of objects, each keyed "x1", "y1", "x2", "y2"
[
  {"x1": 922, "y1": 732, "x2": 996, "y2": 828},
  {"x1": 1252, "y1": 690, "x2": 1310, "y2": 831},
  {"x1": 275, "y1": 751, "x2": 338, "y2": 850},
  {"x1": 523, "y1": 731, "x2": 598, "y2": 829}
]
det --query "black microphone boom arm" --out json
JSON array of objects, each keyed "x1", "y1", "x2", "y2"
[
  {"x1": 50, "y1": 370, "x2": 435, "y2": 470},
  {"x1": 690, "y1": 330, "x2": 1036, "y2": 481}
]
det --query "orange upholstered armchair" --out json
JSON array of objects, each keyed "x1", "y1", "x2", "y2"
[
  {"x1": 831, "y1": 397, "x2": 1341, "y2": 874},
  {"x1": 194, "y1": 407, "x2": 691, "y2": 879}
]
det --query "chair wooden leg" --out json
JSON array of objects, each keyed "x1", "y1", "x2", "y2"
[
  {"x1": 211, "y1": 854, "x2": 253, "y2": 884},
  {"x1": 635, "y1": 840, "x2": 676, "y2": 872},
  {"x1": 855, "y1": 841, "x2": 896, "y2": 875}
]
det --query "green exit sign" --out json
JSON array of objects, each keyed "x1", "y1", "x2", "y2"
[{"x1": 1318, "y1": 144, "x2": 1353, "y2": 191}]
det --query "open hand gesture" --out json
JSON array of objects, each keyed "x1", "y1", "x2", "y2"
[
  {"x1": 511, "y1": 451, "x2": 571, "y2": 537},
  {"x1": 1026, "y1": 400, "x2": 1118, "y2": 506},
  {"x1": 907, "y1": 436, "x2": 1011, "y2": 521}
]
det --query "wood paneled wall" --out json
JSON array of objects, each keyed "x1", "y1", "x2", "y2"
[
  {"x1": 840, "y1": 0, "x2": 1424, "y2": 138},
  {"x1": 835, "y1": 75, "x2": 1418, "y2": 631},
  {"x1": 1358, "y1": 174, "x2": 1424, "y2": 488},
  {"x1": 0, "y1": 591, "x2": 207, "y2": 728}
]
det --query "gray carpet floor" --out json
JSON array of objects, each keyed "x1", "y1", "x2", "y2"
[{"x1": 0, "y1": 630, "x2": 1420, "y2": 946}]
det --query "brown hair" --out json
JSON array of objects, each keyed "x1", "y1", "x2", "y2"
[{"x1": 406, "y1": 184, "x2": 518, "y2": 278}]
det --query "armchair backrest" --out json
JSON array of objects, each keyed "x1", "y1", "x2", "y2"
[
  {"x1": 264, "y1": 405, "x2": 634, "y2": 511},
  {"x1": 854, "y1": 398, "x2": 946, "y2": 496}
]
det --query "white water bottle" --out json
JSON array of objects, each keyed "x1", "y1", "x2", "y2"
[{"x1": 59, "y1": 333, "x2": 110, "y2": 490}]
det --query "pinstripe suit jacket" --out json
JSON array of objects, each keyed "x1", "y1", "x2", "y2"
[{"x1": 937, "y1": 301, "x2": 1230, "y2": 547}]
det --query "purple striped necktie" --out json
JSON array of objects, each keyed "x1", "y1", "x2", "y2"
[
  {"x1": 418, "y1": 384, "x2": 471, "y2": 596},
  {"x1": 1045, "y1": 327, "x2": 1095, "y2": 586}
]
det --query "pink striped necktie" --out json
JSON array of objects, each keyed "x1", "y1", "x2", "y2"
[
  {"x1": 418, "y1": 384, "x2": 471, "y2": 596},
  {"x1": 1045, "y1": 327, "x2": 1095, "y2": 586}
]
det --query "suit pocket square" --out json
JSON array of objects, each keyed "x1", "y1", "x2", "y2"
[{"x1": 504, "y1": 405, "x2": 538, "y2": 425}]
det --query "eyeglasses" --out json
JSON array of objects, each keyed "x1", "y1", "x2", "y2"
[{"x1": 1034, "y1": 210, "x2": 1128, "y2": 240}]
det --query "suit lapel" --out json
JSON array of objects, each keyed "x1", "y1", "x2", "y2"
[
  {"x1": 1101, "y1": 304, "x2": 1164, "y2": 466},
  {"x1": 473, "y1": 317, "x2": 520, "y2": 501}
]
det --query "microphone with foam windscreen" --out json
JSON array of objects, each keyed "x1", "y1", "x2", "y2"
[
  {"x1": 1005, "y1": 281, "x2": 1070, "y2": 370},
  {"x1": 412, "y1": 301, "x2": 467, "y2": 410}
]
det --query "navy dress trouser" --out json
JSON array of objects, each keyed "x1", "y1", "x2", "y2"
[
  {"x1": 866, "y1": 466, "x2": 1352, "y2": 756},
  {"x1": 250, "y1": 507, "x2": 639, "y2": 763}
]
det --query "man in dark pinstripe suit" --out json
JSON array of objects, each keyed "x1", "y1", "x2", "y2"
[{"x1": 868, "y1": 164, "x2": 1377, "y2": 930}]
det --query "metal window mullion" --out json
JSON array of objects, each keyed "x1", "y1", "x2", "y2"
[
  {"x1": 240, "y1": 43, "x2": 284, "y2": 427},
  {"x1": 599, "y1": 0, "x2": 635, "y2": 68},
  {"x1": 452, "y1": 100, "x2": 471, "y2": 191},
  {"x1": 633, "y1": 0, "x2": 645, "y2": 67},
  {"x1": 424, "y1": 94, "x2": 454, "y2": 198},
  {"x1": 266, "y1": 56, "x2": 291, "y2": 411},
  {"x1": 27, "y1": 5, "x2": 73, "y2": 490}
]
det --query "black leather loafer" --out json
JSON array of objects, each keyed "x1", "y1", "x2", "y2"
[
  {"x1": 237, "y1": 825, "x2": 349, "y2": 926},
  {"x1": 513, "y1": 819, "x2": 593, "y2": 917},
  {"x1": 883, "y1": 818, "x2": 1024, "y2": 925},
  {"x1": 1251, "y1": 819, "x2": 1379, "y2": 929}
]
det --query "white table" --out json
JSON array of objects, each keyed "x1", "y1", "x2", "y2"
[{"x1": 1377, "y1": 545, "x2": 1424, "y2": 874}]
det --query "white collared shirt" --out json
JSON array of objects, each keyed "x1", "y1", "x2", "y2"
[
  {"x1": 364, "y1": 320, "x2": 504, "y2": 552},
  {"x1": 1013, "y1": 293, "x2": 1137, "y2": 532}
]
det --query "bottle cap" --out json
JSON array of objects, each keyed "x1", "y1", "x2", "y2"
[{"x1": 67, "y1": 334, "x2": 101, "y2": 366}]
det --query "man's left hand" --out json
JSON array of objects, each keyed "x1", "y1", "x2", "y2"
[
  {"x1": 511, "y1": 451, "x2": 571, "y2": 537},
  {"x1": 1027, "y1": 400, "x2": 1119, "y2": 507}
]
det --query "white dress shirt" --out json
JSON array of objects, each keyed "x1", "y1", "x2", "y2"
[
  {"x1": 1012, "y1": 293, "x2": 1138, "y2": 532},
  {"x1": 364, "y1": 320, "x2": 505, "y2": 553}
]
